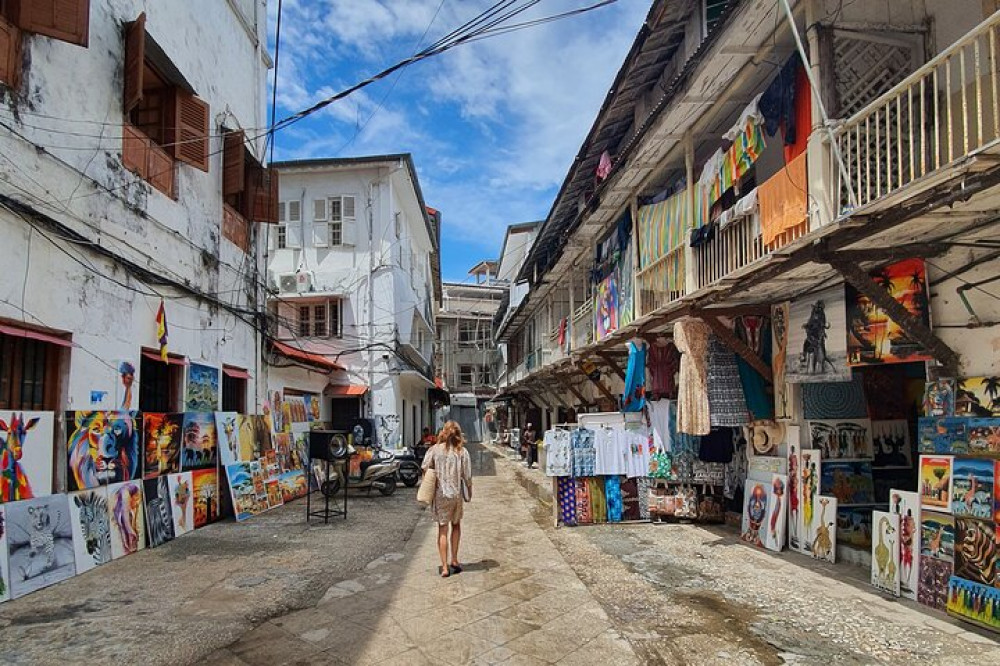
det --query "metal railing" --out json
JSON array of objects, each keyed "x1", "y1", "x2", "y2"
[
  {"x1": 636, "y1": 246, "x2": 686, "y2": 316},
  {"x1": 571, "y1": 300, "x2": 593, "y2": 351},
  {"x1": 833, "y1": 12, "x2": 1000, "y2": 212}
]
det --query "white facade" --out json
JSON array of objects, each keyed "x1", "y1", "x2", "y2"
[
  {"x1": 266, "y1": 156, "x2": 441, "y2": 448},
  {"x1": 0, "y1": 0, "x2": 271, "y2": 488}
]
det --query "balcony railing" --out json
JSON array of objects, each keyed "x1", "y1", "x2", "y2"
[
  {"x1": 637, "y1": 246, "x2": 685, "y2": 316},
  {"x1": 571, "y1": 300, "x2": 593, "y2": 351},
  {"x1": 833, "y1": 11, "x2": 1000, "y2": 213}
]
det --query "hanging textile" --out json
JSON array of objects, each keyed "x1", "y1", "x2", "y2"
[
  {"x1": 594, "y1": 271, "x2": 619, "y2": 341},
  {"x1": 621, "y1": 478, "x2": 641, "y2": 521},
  {"x1": 638, "y1": 189, "x2": 691, "y2": 268},
  {"x1": 575, "y1": 478, "x2": 593, "y2": 524},
  {"x1": 558, "y1": 477, "x2": 577, "y2": 526},
  {"x1": 648, "y1": 341, "x2": 681, "y2": 398},
  {"x1": 544, "y1": 429, "x2": 573, "y2": 477},
  {"x1": 759, "y1": 54, "x2": 802, "y2": 144},
  {"x1": 571, "y1": 428, "x2": 596, "y2": 477},
  {"x1": 759, "y1": 150, "x2": 808, "y2": 247},
  {"x1": 707, "y1": 334, "x2": 751, "y2": 427},
  {"x1": 785, "y1": 64, "x2": 812, "y2": 161},
  {"x1": 734, "y1": 316, "x2": 774, "y2": 420},
  {"x1": 605, "y1": 476, "x2": 623, "y2": 523},
  {"x1": 621, "y1": 339, "x2": 648, "y2": 412},
  {"x1": 675, "y1": 320, "x2": 711, "y2": 435},
  {"x1": 618, "y1": 238, "x2": 634, "y2": 329},
  {"x1": 588, "y1": 477, "x2": 607, "y2": 523},
  {"x1": 637, "y1": 477, "x2": 651, "y2": 520}
]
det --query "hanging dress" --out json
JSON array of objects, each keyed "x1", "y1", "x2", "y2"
[
  {"x1": 674, "y1": 319, "x2": 711, "y2": 435},
  {"x1": 621, "y1": 339, "x2": 648, "y2": 412}
]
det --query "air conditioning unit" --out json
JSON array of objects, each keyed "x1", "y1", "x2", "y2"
[
  {"x1": 278, "y1": 273, "x2": 297, "y2": 294},
  {"x1": 296, "y1": 271, "x2": 313, "y2": 293}
]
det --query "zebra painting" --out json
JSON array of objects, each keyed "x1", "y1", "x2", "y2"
[
  {"x1": 143, "y1": 477, "x2": 175, "y2": 548},
  {"x1": 69, "y1": 489, "x2": 113, "y2": 573}
]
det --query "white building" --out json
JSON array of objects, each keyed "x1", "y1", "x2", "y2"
[
  {"x1": 0, "y1": 1, "x2": 272, "y2": 487},
  {"x1": 266, "y1": 155, "x2": 442, "y2": 449},
  {"x1": 492, "y1": 222, "x2": 541, "y2": 394}
]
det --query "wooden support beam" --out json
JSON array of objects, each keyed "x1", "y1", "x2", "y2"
[
  {"x1": 821, "y1": 253, "x2": 960, "y2": 372},
  {"x1": 524, "y1": 383, "x2": 552, "y2": 409},
  {"x1": 829, "y1": 243, "x2": 949, "y2": 264},
  {"x1": 552, "y1": 373, "x2": 591, "y2": 406},
  {"x1": 575, "y1": 360, "x2": 618, "y2": 404},
  {"x1": 597, "y1": 352, "x2": 627, "y2": 380},
  {"x1": 699, "y1": 313, "x2": 773, "y2": 384}
]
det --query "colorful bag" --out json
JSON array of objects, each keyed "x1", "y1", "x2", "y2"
[
  {"x1": 648, "y1": 451, "x2": 673, "y2": 479},
  {"x1": 674, "y1": 485, "x2": 699, "y2": 519}
]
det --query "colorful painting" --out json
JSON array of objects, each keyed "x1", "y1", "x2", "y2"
[
  {"x1": 808, "y1": 495, "x2": 837, "y2": 563},
  {"x1": 181, "y1": 413, "x2": 217, "y2": 471},
  {"x1": 950, "y1": 457, "x2": 994, "y2": 519},
  {"x1": 871, "y1": 511, "x2": 901, "y2": 596},
  {"x1": 66, "y1": 411, "x2": 141, "y2": 490},
  {"x1": 761, "y1": 475, "x2": 787, "y2": 552},
  {"x1": 872, "y1": 420, "x2": 912, "y2": 469},
  {"x1": 225, "y1": 462, "x2": 263, "y2": 521},
  {"x1": 594, "y1": 270, "x2": 619, "y2": 341},
  {"x1": 237, "y1": 414, "x2": 258, "y2": 462},
  {"x1": 787, "y1": 441, "x2": 801, "y2": 551},
  {"x1": 918, "y1": 555, "x2": 952, "y2": 610},
  {"x1": 836, "y1": 507, "x2": 873, "y2": 549},
  {"x1": 820, "y1": 460, "x2": 874, "y2": 506},
  {"x1": 785, "y1": 286, "x2": 850, "y2": 384},
  {"x1": 116, "y1": 360, "x2": 137, "y2": 410},
  {"x1": 290, "y1": 428, "x2": 309, "y2": 472},
  {"x1": 192, "y1": 469, "x2": 219, "y2": 528},
  {"x1": 215, "y1": 412, "x2": 239, "y2": 466},
  {"x1": 167, "y1": 472, "x2": 194, "y2": 537},
  {"x1": 772, "y1": 302, "x2": 792, "y2": 419},
  {"x1": 265, "y1": 480, "x2": 284, "y2": 509},
  {"x1": 618, "y1": 238, "x2": 635, "y2": 329},
  {"x1": 955, "y1": 376, "x2": 1000, "y2": 417},
  {"x1": 889, "y1": 489, "x2": 921, "y2": 600},
  {"x1": 923, "y1": 379, "x2": 956, "y2": 417},
  {"x1": 142, "y1": 476, "x2": 175, "y2": 548},
  {"x1": 0, "y1": 506, "x2": 8, "y2": 602},
  {"x1": 969, "y1": 418, "x2": 1000, "y2": 455},
  {"x1": 799, "y1": 449, "x2": 822, "y2": 553},
  {"x1": 846, "y1": 258, "x2": 932, "y2": 366},
  {"x1": 185, "y1": 362, "x2": 220, "y2": 412},
  {"x1": 741, "y1": 481, "x2": 769, "y2": 547},
  {"x1": 0, "y1": 411, "x2": 55, "y2": 502},
  {"x1": 6, "y1": 495, "x2": 75, "y2": 599},
  {"x1": 288, "y1": 397, "x2": 308, "y2": 424},
  {"x1": 278, "y1": 469, "x2": 307, "y2": 503},
  {"x1": 996, "y1": 461, "x2": 1000, "y2": 524},
  {"x1": 303, "y1": 394, "x2": 321, "y2": 422},
  {"x1": 953, "y1": 517, "x2": 996, "y2": 585},
  {"x1": 255, "y1": 415, "x2": 273, "y2": 454},
  {"x1": 806, "y1": 419, "x2": 873, "y2": 459},
  {"x1": 270, "y1": 391, "x2": 287, "y2": 434},
  {"x1": 107, "y1": 480, "x2": 144, "y2": 559},
  {"x1": 919, "y1": 455, "x2": 953, "y2": 511},
  {"x1": 947, "y1": 576, "x2": 1000, "y2": 631},
  {"x1": 917, "y1": 418, "x2": 968, "y2": 455},
  {"x1": 920, "y1": 511, "x2": 955, "y2": 562},
  {"x1": 68, "y1": 488, "x2": 112, "y2": 574},
  {"x1": 142, "y1": 413, "x2": 182, "y2": 479}
]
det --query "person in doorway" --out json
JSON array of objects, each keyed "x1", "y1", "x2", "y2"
[
  {"x1": 523, "y1": 423, "x2": 537, "y2": 468},
  {"x1": 422, "y1": 420, "x2": 473, "y2": 578}
]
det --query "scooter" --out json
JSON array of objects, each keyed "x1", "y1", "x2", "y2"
[
  {"x1": 395, "y1": 442, "x2": 429, "y2": 487},
  {"x1": 320, "y1": 427, "x2": 400, "y2": 497}
]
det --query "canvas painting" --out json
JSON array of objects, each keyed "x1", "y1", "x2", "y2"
[
  {"x1": 785, "y1": 286, "x2": 850, "y2": 384},
  {"x1": 917, "y1": 418, "x2": 968, "y2": 455},
  {"x1": 255, "y1": 415, "x2": 274, "y2": 454},
  {"x1": 747, "y1": 455, "x2": 786, "y2": 483},
  {"x1": 801, "y1": 379, "x2": 868, "y2": 420},
  {"x1": 798, "y1": 449, "x2": 822, "y2": 553},
  {"x1": 106, "y1": 480, "x2": 144, "y2": 559},
  {"x1": 594, "y1": 270, "x2": 619, "y2": 341},
  {"x1": 0, "y1": 505, "x2": 8, "y2": 602},
  {"x1": 761, "y1": 475, "x2": 787, "y2": 552},
  {"x1": 303, "y1": 394, "x2": 321, "y2": 422},
  {"x1": 269, "y1": 391, "x2": 287, "y2": 434},
  {"x1": 167, "y1": 472, "x2": 194, "y2": 537},
  {"x1": 820, "y1": 460, "x2": 874, "y2": 506},
  {"x1": 181, "y1": 413, "x2": 217, "y2": 472},
  {"x1": 918, "y1": 555, "x2": 951, "y2": 610},
  {"x1": 947, "y1": 576, "x2": 1000, "y2": 631},
  {"x1": 923, "y1": 379, "x2": 956, "y2": 417},
  {"x1": 787, "y1": 442, "x2": 802, "y2": 551},
  {"x1": 192, "y1": 469, "x2": 219, "y2": 528},
  {"x1": 265, "y1": 480, "x2": 284, "y2": 509},
  {"x1": 278, "y1": 469, "x2": 307, "y2": 503},
  {"x1": 215, "y1": 412, "x2": 239, "y2": 467},
  {"x1": 872, "y1": 420, "x2": 912, "y2": 469},
  {"x1": 969, "y1": 418, "x2": 1000, "y2": 455},
  {"x1": 950, "y1": 457, "x2": 994, "y2": 520},
  {"x1": 889, "y1": 489, "x2": 921, "y2": 600},
  {"x1": 806, "y1": 419, "x2": 873, "y2": 459},
  {"x1": 807, "y1": 495, "x2": 837, "y2": 563},
  {"x1": 68, "y1": 488, "x2": 112, "y2": 574},
  {"x1": 996, "y1": 460, "x2": 1000, "y2": 523},
  {"x1": 846, "y1": 258, "x2": 932, "y2": 366},
  {"x1": 115, "y1": 360, "x2": 137, "y2": 411},
  {"x1": 919, "y1": 455, "x2": 953, "y2": 511},
  {"x1": 741, "y1": 480, "x2": 769, "y2": 548},
  {"x1": 142, "y1": 413, "x2": 182, "y2": 479},
  {"x1": 772, "y1": 302, "x2": 792, "y2": 419},
  {"x1": 236, "y1": 414, "x2": 259, "y2": 462},
  {"x1": 0, "y1": 410, "x2": 55, "y2": 502},
  {"x1": 836, "y1": 507, "x2": 873, "y2": 550},
  {"x1": 67, "y1": 411, "x2": 141, "y2": 491},
  {"x1": 920, "y1": 511, "x2": 955, "y2": 562},
  {"x1": 225, "y1": 462, "x2": 262, "y2": 521},
  {"x1": 871, "y1": 511, "x2": 901, "y2": 596},
  {"x1": 955, "y1": 376, "x2": 1000, "y2": 417},
  {"x1": 6, "y1": 495, "x2": 75, "y2": 598},
  {"x1": 185, "y1": 362, "x2": 220, "y2": 412},
  {"x1": 143, "y1": 476, "x2": 175, "y2": 548},
  {"x1": 953, "y1": 517, "x2": 996, "y2": 586},
  {"x1": 288, "y1": 397, "x2": 308, "y2": 424}
]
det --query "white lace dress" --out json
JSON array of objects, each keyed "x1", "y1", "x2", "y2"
[{"x1": 422, "y1": 444, "x2": 472, "y2": 525}]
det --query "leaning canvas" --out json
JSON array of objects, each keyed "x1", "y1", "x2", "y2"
[
  {"x1": 919, "y1": 455, "x2": 954, "y2": 512},
  {"x1": 0, "y1": 505, "x2": 8, "y2": 602},
  {"x1": 798, "y1": 449, "x2": 822, "y2": 554},
  {"x1": 890, "y1": 489, "x2": 921, "y2": 601},
  {"x1": 807, "y1": 495, "x2": 837, "y2": 563},
  {"x1": 167, "y1": 472, "x2": 194, "y2": 537},
  {"x1": 181, "y1": 413, "x2": 218, "y2": 472},
  {"x1": 106, "y1": 480, "x2": 145, "y2": 559},
  {"x1": 215, "y1": 412, "x2": 240, "y2": 466},
  {"x1": 784, "y1": 286, "x2": 851, "y2": 384},
  {"x1": 0, "y1": 411, "x2": 55, "y2": 502},
  {"x1": 950, "y1": 457, "x2": 994, "y2": 520},
  {"x1": 6, "y1": 494, "x2": 76, "y2": 599},
  {"x1": 143, "y1": 476, "x2": 175, "y2": 548},
  {"x1": 871, "y1": 510, "x2": 901, "y2": 596},
  {"x1": 143, "y1": 413, "x2": 183, "y2": 479},
  {"x1": 226, "y1": 462, "x2": 263, "y2": 522},
  {"x1": 192, "y1": 469, "x2": 219, "y2": 528},
  {"x1": 68, "y1": 487, "x2": 113, "y2": 574},
  {"x1": 760, "y1": 474, "x2": 787, "y2": 552},
  {"x1": 953, "y1": 517, "x2": 996, "y2": 586},
  {"x1": 66, "y1": 411, "x2": 141, "y2": 490}
]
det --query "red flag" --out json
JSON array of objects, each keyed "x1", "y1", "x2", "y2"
[{"x1": 155, "y1": 300, "x2": 168, "y2": 362}]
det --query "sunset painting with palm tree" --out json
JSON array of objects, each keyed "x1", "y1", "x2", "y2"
[{"x1": 955, "y1": 376, "x2": 1000, "y2": 417}]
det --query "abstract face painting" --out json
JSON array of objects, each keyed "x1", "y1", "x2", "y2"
[
  {"x1": 142, "y1": 413, "x2": 182, "y2": 479},
  {"x1": 67, "y1": 411, "x2": 140, "y2": 490},
  {"x1": 0, "y1": 411, "x2": 54, "y2": 502},
  {"x1": 107, "y1": 481, "x2": 145, "y2": 559}
]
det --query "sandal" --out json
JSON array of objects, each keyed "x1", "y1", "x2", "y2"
[
  {"x1": 449, "y1": 564, "x2": 463, "y2": 575},
  {"x1": 439, "y1": 566, "x2": 450, "y2": 578}
]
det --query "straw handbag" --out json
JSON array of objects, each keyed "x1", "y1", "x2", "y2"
[{"x1": 417, "y1": 467, "x2": 436, "y2": 505}]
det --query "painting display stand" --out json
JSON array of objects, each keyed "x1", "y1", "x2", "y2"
[{"x1": 306, "y1": 459, "x2": 348, "y2": 524}]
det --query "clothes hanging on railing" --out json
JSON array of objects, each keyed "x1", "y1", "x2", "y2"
[
  {"x1": 758, "y1": 150, "x2": 808, "y2": 247},
  {"x1": 707, "y1": 334, "x2": 751, "y2": 427},
  {"x1": 571, "y1": 428, "x2": 596, "y2": 477},
  {"x1": 622, "y1": 338, "x2": 648, "y2": 412},
  {"x1": 544, "y1": 428, "x2": 573, "y2": 477},
  {"x1": 648, "y1": 341, "x2": 681, "y2": 398}
]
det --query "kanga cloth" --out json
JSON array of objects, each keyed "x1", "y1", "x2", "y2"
[
  {"x1": 571, "y1": 428, "x2": 596, "y2": 477},
  {"x1": 544, "y1": 429, "x2": 573, "y2": 477},
  {"x1": 648, "y1": 341, "x2": 681, "y2": 398},
  {"x1": 759, "y1": 150, "x2": 807, "y2": 247},
  {"x1": 620, "y1": 478, "x2": 641, "y2": 521},
  {"x1": 675, "y1": 319, "x2": 712, "y2": 435},
  {"x1": 636, "y1": 477, "x2": 651, "y2": 520},
  {"x1": 575, "y1": 478, "x2": 593, "y2": 524},
  {"x1": 605, "y1": 476, "x2": 623, "y2": 522},
  {"x1": 588, "y1": 476, "x2": 607, "y2": 523},
  {"x1": 707, "y1": 334, "x2": 750, "y2": 427},
  {"x1": 622, "y1": 339, "x2": 648, "y2": 412},
  {"x1": 557, "y1": 477, "x2": 577, "y2": 526}
]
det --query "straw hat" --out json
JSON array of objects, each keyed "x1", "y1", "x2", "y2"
[{"x1": 749, "y1": 421, "x2": 785, "y2": 455}]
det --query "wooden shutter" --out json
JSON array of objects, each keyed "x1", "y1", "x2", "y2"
[
  {"x1": 341, "y1": 195, "x2": 356, "y2": 245},
  {"x1": 172, "y1": 91, "x2": 209, "y2": 171},
  {"x1": 0, "y1": 14, "x2": 22, "y2": 89},
  {"x1": 313, "y1": 198, "x2": 327, "y2": 221},
  {"x1": 10, "y1": 0, "x2": 90, "y2": 47},
  {"x1": 123, "y1": 13, "x2": 145, "y2": 113},
  {"x1": 246, "y1": 165, "x2": 279, "y2": 223},
  {"x1": 286, "y1": 219, "x2": 303, "y2": 249},
  {"x1": 288, "y1": 200, "x2": 301, "y2": 222},
  {"x1": 223, "y1": 130, "x2": 246, "y2": 197},
  {"x1": 312, "y1": 221, "x2": 329, "y2": 248}
]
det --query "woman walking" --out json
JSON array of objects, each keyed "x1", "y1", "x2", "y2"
[{"x1": 422, "y1": 421, "x2": 473, "y2": 577}]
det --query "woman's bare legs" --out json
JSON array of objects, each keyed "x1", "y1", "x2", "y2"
[
  {"x1": 437, "y1": 524, "x2": 450, "y2": 576},
  {"x1": 449, "y1": 521, "x2": 462, "y2": 567}
]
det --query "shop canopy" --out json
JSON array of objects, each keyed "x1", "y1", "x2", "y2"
[
  {"x1": 270, "y1": 340, "x2": 344, "y2": 371},
  {"x1": 325, "y1": 383, "x2": 367, "y2": 396},
  {"x1": 223, "y1": 365, "x2": 251, "y2": 379}
]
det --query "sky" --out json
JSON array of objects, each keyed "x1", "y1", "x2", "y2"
[{"x1": 267, "y1": 0, "x2": 650, "y2": 282}]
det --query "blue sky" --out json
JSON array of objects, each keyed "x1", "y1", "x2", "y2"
[{"x1": 268, "y1": 1, "x2": 649, "y2": 282}]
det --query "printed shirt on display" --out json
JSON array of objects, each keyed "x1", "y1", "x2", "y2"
[
  {"x1": 544, "y1": 429, "x2": 573, "y2": 477},
  {"x1": 571, "y1": 428, "x2": 596, "y2": 477},
  {"x1": 595, "y1": 427, "x2": 627, "y2": 476}
]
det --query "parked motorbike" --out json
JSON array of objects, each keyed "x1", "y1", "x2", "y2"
[
  {"x1": 395, "y1": 442, "x2": 429, "y2": 487},
  {"x1": 319, "y1": 427, "x2": 400, "y2": 497}
]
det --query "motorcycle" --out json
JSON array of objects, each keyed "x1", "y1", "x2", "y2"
[
  {"x1": 319, "y1": 427, "x2": 400, "y2": 497},
  {"x1": 395, "y1": 442, "x2": 429, "y2": 488}
]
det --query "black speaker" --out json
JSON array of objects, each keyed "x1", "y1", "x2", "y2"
[{"x1": 309, "y1": 430, "x2": 350, "y2": 461}]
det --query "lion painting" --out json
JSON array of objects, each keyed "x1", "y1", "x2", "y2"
[{"x1": 67, "y1": 412, "x2": 140, "y2": 491}]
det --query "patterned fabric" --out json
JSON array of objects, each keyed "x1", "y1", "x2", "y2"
[
  {"x1": 707, "y1": 334, "x2": 750, "y2": 427},
  {"x1": 588, "y1": 477, "x2": 607, "y2": 523},
  {"x1": 544, "y1": 429, "x2": 573, "y2": 477},
  {"x1": 649, "y1": 451, "x2": 673, "y2": 479},
  {"x1": 622, "y1": 339, "x2": 647, "y2": 412},
  {"x1": 558, "y1": 477, "x2": 577, "y2": 526},
  {"x1": 648, "y1": 342, "x2": 681, "y2": 398},
  {"x1": 802, "y1": 378, "x2": 868, "y2": 419},
  {"x1": 675, "y1": 319, "x2": 711, "y2": 435},
  {"x1": 605, "y1": 476, "x2": 623, "y2": 523},
  {"x1": 637, "y1": 477, "x2": 651, "y2": 520},
  {"x1": 571, "y1": 428, "x2": 596, "y2": 477},
  {"x1": 620, "y1": 478, "x2": 641, "y2": 521},
  {"x1": 575, "y1": 478, "x2": 592, "y2": 524}
]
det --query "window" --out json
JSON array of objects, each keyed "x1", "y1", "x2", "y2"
[
  {"x1": 273, "y1": 200, "x2": 300, "y2": 251},
  {"x1": 313, "y1": 195, "x2": 356, "y2": 247},
  {"x1": 479, "y1": 364, "x2": 494, "y2": 386},
  {"x1": 459, "y1": 322, "x2": 490, "y2": 346},
  {"x1": 222, "y1": 368, "x2": 247, "y2": 412},
  {"x1": 0, "y1": 0, "x2": 90, "y2": 87},
  {"x1": 121, "y1": 13, "x2": 210, "y2": 199},
  {"x1": 297, "y1": 300, "x2": 341, "y2": 338},
  {"x1": 703, "y1": 0, "x2": 730, "y2": 36},
  {"x1": 276, "y1": 224, "x2": 286, "y2": 249},
  {"x1": 458, "y1": 365, "x2": 475, "y2": 386},
  {"x1": 139, "y1": 352, "x2": 183, "y2": 413},
  {"x1": 0, "y1": 328, "x2": 64, "y2": 410},
  {"x1": 222, "y1": 129, "x2": 279, "y2": 224}
]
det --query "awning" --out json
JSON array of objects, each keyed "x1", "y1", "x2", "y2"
[
  {"x1": 325, "y1": 383, "x2": 367, "y2": 396},
  {"x1": 271, "y1": 340, "x2": 344, "y2": 371},
  {"x1": 0, "y1": 323, "x2": 75, "y2": 348},
  {"x1": 223, "y1": 365, "x2": 251, "y2": 380},
  {"x1": 141, "y1": 349, "x2": 188, "y2": 366},
  {"x1": 429, "y1": 387, "x2": 450, "y2": 405}
]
